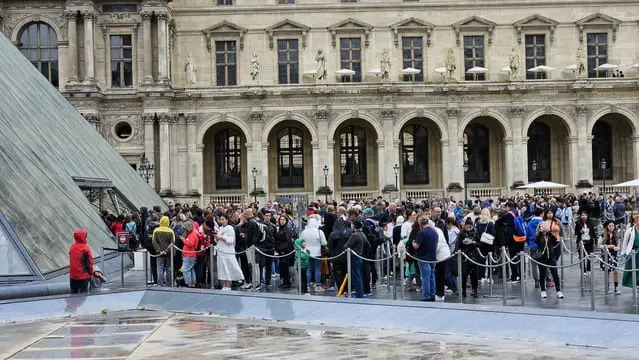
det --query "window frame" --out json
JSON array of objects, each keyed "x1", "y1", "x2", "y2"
[
  {"x1": 401, "y1": 124, "x2": 429, "y2": 185},
  {"x1": 463, "y1": 35, "x2": 485, "y2": 81},
  {"x1": 18, "y1": 22, "x2": 59, "y2": 88},
  {"x1": 592, "y1": 121, "x2": 613, "y2": 181},
  {"x1": 464, "y1": 123, "x2": 490, "y2": 183},
  {"x1": 217, "y1": 0, "x2": 233, "y2": 5},
  {"x1": 527, "y1": 122, "x2": 552, "y2": 182},
  {"x1": 276, "y1": 38, "x2": 300, "y2": 84},
  {"x1": 401, "y1": 36, "x2": 424, "y2": 82},
  {"x1": 524, "y1": 34, "x2": 546, "y2": 80},
  {"x1": 214, "y1": 40, "x2": 238, "y2": 87},
  {"x1": 109, "y1": 34, "x2": 134, "y2": 88},
  {"x1": 276, "y1": 127, "x2": 305, "y2": 188},
  {"x1": 586, "y1": 32, "x2": 608, "y2": 78},
  {"x1": 214, "y1": 129, "x2": 243, "y2": 190},
  {"x1": 339, "y1": 125, "x2": 367, "y2": 187},
  {"x1": 339, "y1": 37, "x2": 362, "y2": 83}
]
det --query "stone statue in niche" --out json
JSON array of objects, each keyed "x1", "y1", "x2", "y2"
[
  {"x1": 184, "y1": 52, "x2": 196, "y2": 85},
  {"x1": 250, "y1": 52, "x2": 260, "y2": 81},
  {"x1": 380, "y1": 49, "x2": 391, "y2": 80},
  {"x1": 509, "y1": 47, "x2": 521, "y2": 81},
  {"x1": 576, "y1": 44, "x2": 586, "y2": 77},
  {"x1": 314, "y1": 48, "x2": 327, "y2": 80},
  {"x1": 445, "y1": 48, "x2": 456, "y2": 81}
]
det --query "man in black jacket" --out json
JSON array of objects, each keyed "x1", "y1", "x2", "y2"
[
  {"x1": 235, "y1": 209, "x2": 263, "y2": 290},
  {"x1": 257, "y1": 210, "x2": 276, "y2": 288}
]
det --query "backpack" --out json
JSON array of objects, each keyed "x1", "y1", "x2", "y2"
[
  {"x1": 509, "y1": 210, "x2": 527, "y2": 243},
  {"x1": 172, "y1": 223, "x2": 184, "y2": 239},
  {"x1": 362, "y1": 220, "x2": 382, "y2": 256},
  {"x1": 554, "y1": 207, "x2": 563, "y2": 220}
]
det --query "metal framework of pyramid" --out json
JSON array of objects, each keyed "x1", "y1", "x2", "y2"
[{"x1": 0, "y1": 34, "x2": 164, "y2": 281}]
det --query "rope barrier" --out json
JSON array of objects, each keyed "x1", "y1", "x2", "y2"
[
  {"x1": 147, "y1": 244, "x2": 174, "y2": 258},
  {"x1": 350, "y1": 251, "x2": 395, "y2": 263},
  {"x1": 253, "y1": 247, "x2": 296, "y2": 259},
  {"x1": 525, "y1": 253, "x2": 589, "y2": 269},
  {"x1": 172, "y1": 244, "x2": 213, "y2": 254},
  {"x1": 404, "y1": 251, "x2": 456, "y2": 265},
  {"x1": 460, "y1": 252, "x2": 510, "y2": 268}
]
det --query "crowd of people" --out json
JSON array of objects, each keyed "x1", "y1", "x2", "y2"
[{"x1": 76, "y1": 191, "x2": 639, "y2": 298}]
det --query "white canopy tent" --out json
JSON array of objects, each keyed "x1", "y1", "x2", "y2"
[
  {"x1": 613, "y1": 179, "x2": 639, "y2": 188},
  {"x1": 518, "y1": 181, "x2": 569, "y2": 189}
]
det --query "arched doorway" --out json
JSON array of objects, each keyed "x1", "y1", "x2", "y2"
[
  {"x1": 462, "y1": 117, "x2": 506, "y2": 188},
  {"x1": 267, "y1": 121, "x2": 313, "y2": 193},
  {"x1": 202, "y1": 123, "x2": 247, "y2": 194},
  {"x1": 333, "y1": 119, "x2": 379, "y2": 191},
  {"x1": 592, "y1": 114, "x2": 635, "y2": 185},
  {"x1": 527, "y1": 115, "x2": 571, "y2": 184},
  {"x1": 399, "y1": 118, "x2": 443, "y2": 188}
]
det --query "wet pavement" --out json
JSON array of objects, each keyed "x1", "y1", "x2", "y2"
[{"x1": 3, "y1": 310, "x2": 638, "y2": 360}]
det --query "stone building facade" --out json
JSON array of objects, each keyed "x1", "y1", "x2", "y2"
[{"x1": 2, "y1": 0, "x2": 639, "y2": 204}]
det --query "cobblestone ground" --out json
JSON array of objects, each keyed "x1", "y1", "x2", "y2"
[{"x1": 2, "y1": 310, "x2": 638, "y2": 360}]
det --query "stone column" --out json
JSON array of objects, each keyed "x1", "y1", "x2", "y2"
[
  {"x1": 156, "y1": 12, "x2": 169, "y2": 85},
  {"x1": 65, "y1": 11, "x2": 78, "y2": 83},
  {"x1": 633, "y1": 136, "x2": 639, "y2": 181},
  {"x1": 510, "y1": 106, "x2": 525, "y2": 186},
  {"x1": 327, "y1": 140, "x2": 336, "y2": 196},
  {"x1": 194, "y1": 144, "x2": 204, "y2": 204},
  {"x1": 102, "y1": 26, "x2": 111, "y2": 87},
  {"x1": 186, "y1": 114, "x2": 199, "y2": 195},
  {"x1": 82, "y1": 11, "x2": 96, "y2": 84},
  {"x1": 381, "y1": 109, "x2": 396, "y2": 192},
  {"x1": 503, "y1": 138, "x2": 514, "y2": 194},
  {"x1": 522, "y1": 137, "x2": 530, "y2": 185},
  {"x1": 568, "y1": 136, "x2": 578, "y2": 192},
  {"x1": 158, "y1": 113, "x2": 172, "y2": 195},
  {"x1": 440, "y1": 139, "x2": 450, "y2": 190},
  {"x1": 377, "y1": 140, "x2": 385, "y2": 193},
  {"x1": 315, "y1": 110, "x2": 333, "y2": 198},
  {"x1": 169, "y1": 114, "x2": 179, "y2": 195},
  {"x1": 311, "y1": 141, "x2": 322, "y2": 194},
  {"x1": 575, "y1": 105, "x2": 593, "y2": 186},
  {"x1": 446, "y1": 108, "x2": 464, "y2": 190},
  {"x1": 143, "y1": 114, "x2": 156, "y2": 190},
  {"x1": 141, "y1": 11, "x2": 153, "y2": 85}
]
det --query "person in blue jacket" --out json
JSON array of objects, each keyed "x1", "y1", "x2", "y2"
[{"x1": 526, "y1": 208, "x2": 544, "y2": 288}]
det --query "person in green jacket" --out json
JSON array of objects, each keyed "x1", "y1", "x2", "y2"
[{"x1": 294, "y1": 238, "x2": 310, "y2": 294}]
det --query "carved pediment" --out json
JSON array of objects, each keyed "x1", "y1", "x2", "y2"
[
  {"x1": 576, "y1": 13, "x2": 621, "y2": 43},
  {"x1": 203, "y1": 20, "x2": 247, "y2": 51},
  {"x1": 266, "y1": 19, "x2": 310, "y2": 49},
  {"x1": 328, "y1": 18, "x2": 373, "y2": 47},
  {"x1": 513, "y1": 15, "x2": 558, "y2": 44},
  {"x1": 452, "y1": 16, "x2": 496, "y2": 46},
  {"x1": 390, "y1": 17, "x2": 435, "y2": 47}
]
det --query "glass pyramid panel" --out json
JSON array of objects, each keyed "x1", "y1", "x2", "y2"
[{"x1": 0, "y1": 221, "x2": 32, "y2": 276}]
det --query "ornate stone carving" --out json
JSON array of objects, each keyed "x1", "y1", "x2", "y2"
[
  {"x1": 105, "y1": 13, "x2": 138, "y2": 24},
  {"x1": 351, "y1": 109, "x2": 359, "y2": 119},
  {"x1": 575, "y1": 104, "x2": 588, "y2": 115},
  {"x1": 249, "y1": 112, "x2": 263, "y2": 123},
  {"x1": 158, "y1": 113, "x2": 172, "y2": 123},
  {"x1": 156, "y1": 12, "x2": 170, "y2": 21},
  {"x1": 381, "y1": 109, "x2": 395, "y2": 120},
  {"x1": 315, "y1": 110, "x2": 329, "y2": 121},
  {"x1": 510, "y1": 106, "x2": 524, "y2": 116},
  {"x1": 142, "y1": 114, "x2": 155, "y2": 124},
  {"x1": 185, "y1": 114, "x2": 198, "y2": 124},
  {"x1": 83, "y1": 113, "x2": 100, "y2": 123},
  {"x1": 446, "y1": 108, "x2": 459, "y2": 117},
  {"x1": 81, "y1": 10, "x2": 96, "y2": 21},
  {"x1": 64, "y1": 10, "x2": 78, "y2": 20},
  {"x1": 140, "y1": 11, "x2": 153, "y2": 21}
]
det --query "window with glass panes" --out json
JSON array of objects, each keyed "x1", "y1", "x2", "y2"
[
  {"x1": 277, "y1": 39, "x2": 299, "y2": 84},
  {"x1": 215, "y1": 41, "x2": 237, "y2": 86},
  {"x1": 18, "y1": 23, "x2": 59, "y2": 87},
  {"x1": 339, "y1": 38, "x2": 362, "y2": 82},
  {"x1": 525, "y1": 34, "x2": 546, "y2": 80},
  {"x1": 217, "y1": 0, "x2": 232, "y2": 5},
  {"x1": 463, "y1": 35, "x2": 485, "y2": 81},
  {"x1": 279, "y1": 0, "x2": 294, "y2": 3},
  {"x1": 402, "y1": 37, "x2": 423, "y2": 82},
  {"x1": 277, "y1": 127, "x2": 304, "y2": 188},
  {"x1": 110, "y1": 35, "x2": 133, "y2": 88},
  {"x1": 587, "y1": 33, "x2": 608, "y2": 78}
]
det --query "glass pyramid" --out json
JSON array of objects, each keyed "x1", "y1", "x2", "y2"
[{"x1": 0, "y1": 34, "x2": 165, "y2": 277}]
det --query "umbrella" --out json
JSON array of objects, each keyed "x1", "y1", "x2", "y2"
[
  {"x1": 402, "y1": 67, "x2": 422, "y2": 75},
  {"x1": 434, "y1": 67, "x2": 447, "y2": 74},
  {"x1": 613, "y1": 179, "x2": 639, "y2": 187},
  {"x1": 466, "y1": 66, "x2": 487, "y2": 74},
  {"x1": 628, "y1": 64, "x2": 639, "y2": 70},
  {"x1": 303, "y1": 70, "x2": 317, "y2": 75},
  {"x1": 500, "y1": 67, "x2": 511, "y2": 73},
  {"x1": 528, "y1": 65, "x2": 555, "y2": 72},
  {"x1": 335, "y1": 69, "x2": 356, "y2": 76},
  {"x1": 594, "y1": 63, "x2": 618, "y2": 71},
  {"x1": 368, "y1": 68, "x2": 381, "y2": 74},
  {"x1": 518, "y1": 181, "x2": 569, "y2": 189},
  {"x1": 565, "y1": 64, "x2": 578, "y2": 71}
]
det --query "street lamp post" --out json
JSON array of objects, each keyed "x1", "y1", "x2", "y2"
[
  {"x1": 322, "y1": 165, "x2": 329, "y2": 204},
  {"x1": 601, "y1": 158, "x2": 607, "y2": 196},
  {"x1": 251, "y1": 167, "x2": 258, "y2": 204},
  {"x1": 138, "y1": 156, "x2": 155, "y2": 184},
  {"x1": 393, "y1": 164, "x2": 400, "y2": 202},
  {"x1": 463, "y1": 160, "x2": 469, "y2": 207}
]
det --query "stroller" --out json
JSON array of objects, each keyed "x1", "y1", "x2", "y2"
[{"x1": 89, "y1": 267, "x2": 108, "y2": 292}]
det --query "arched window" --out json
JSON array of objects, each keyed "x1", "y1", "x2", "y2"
[
  {"x1": 18, "y1": 22, "x2": 59, "y2": 87},
  {"x1": 527, "y1": 122, "x2": 551, "y2": 182},
  {"x1": 464, "y1": 123, "x2": 490, "y2": 183},
  {"x1": 277, "y1": 127, "x2": 304, "y2": 188},
  {"x1": 592, "y1": 121, "x2": 613, "y2": 180},
  {"x1": 401, "y1": 124, "x2": 429, "y2": 185},
  {"x1": 339, "y1": 125, "x2": 367, "y2": 187},
  {"x1": 214, "y1": 129, "x2": 242, "y2": 189}
]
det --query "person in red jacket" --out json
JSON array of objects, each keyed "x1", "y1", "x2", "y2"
[{"x1": 69, "y1": 229, "x2": 94, "y2": 293}]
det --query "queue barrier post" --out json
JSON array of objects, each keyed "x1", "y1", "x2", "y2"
[
  {"x1": 519, "y1": 251, "x2": 525, "y2": 306},
  {"x1": 346, "y1": 248, "x2": 352, "y2": 298},
  {"x1": 209, "y1": 246, "x2": 216, "y2": 289},
  {"x1": 296, "y1": 247, "x2": 302, "y2": 295},
  {"x1": 580, "y1": 244, "x2": 585, "y2": 297},
  {"x1": 120, "y1": 252, "x2": 125, "y2": 288},
  {"x1": 457, "y1": 250, "x2": 463, "y2": 304},
  {"x1": 170, "y1": 245, "x2": 175, "y2": 287},
  {"x1": 590, "y1": 253, "x2": 596, "y2": 311},
  {"x1": 101, "y1": 247, "x2": 105, "y2": 278},
  {"x1": 144, "y1": 250, "x2": 148, "y2": 288},
  {"x1": 501, "y1": 246, "x2": 507, "y2": 307},
  {"x1": 399, "y1": 247, "x2": 405, "y2": 301},
  {"x1": 376, "y1": 246, "x2": 382, "y2": 289},
  {"x1": 386, "y1": 242, "x2": 392, "y2": 294},
  {"x1": 632, "y1": 250, "x2": 637, "y2": 309},
  {"x1": 559, "y1": 241, "x2": 565, "y2": 287},
  {"x1": 603, "y1": 250, "x2": 609, "y2": 305},
  {"x1": 392, "y1": 246, "x2": 397, "y2": 300},
  {"x1": 488, "y1": 252, "x2": 493, "y2": 297}
]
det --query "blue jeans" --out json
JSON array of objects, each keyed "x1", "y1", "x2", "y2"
[
  {"x1": 307, "y1": 257, "x2": 321, "y2": 284},
  {"x1": 418, "y1": 262, "x2": 435, "y2": 300},
  {"x1": 351, "y1": 257, "x2": 363, "y2": 298},
  {"x1": 182, "y1": 257, "x2": 197, "y2": 286}
]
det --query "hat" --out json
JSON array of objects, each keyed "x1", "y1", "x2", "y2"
[
  {"x1": 396, "y1": 215, "x2": 405, "y2": 226},
  {"x1": 362, "y1": 208, "x2": 374, "y2": 216}
]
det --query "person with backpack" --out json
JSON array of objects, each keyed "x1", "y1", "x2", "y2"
[
  {"x1": 300, "y1": 214, "x2": 327, "y2": 290},
  {"x1": 256, "y1": 210, "x2": 276, "y2": 289},
  {"x1": 236, "y1": 209, "x2": 263, "y2": 290},
  {"x1": 361, "y1": 208, "x2": 382, "y2": 296},
  {"x1": 501, "y1": 201, "x2": 525, "y2": 282}
]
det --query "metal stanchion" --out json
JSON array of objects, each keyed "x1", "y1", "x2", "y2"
[
  {"x1": 590, "y1": 253, "x2": 596, "y2": 311},
  {"x1": 457, "y1": 250, "x2": 463, "y2": 304},
  {"x1": 296, "y1": 247, "x2": 302, "y2": 295},
  {"x1": 559, "y1": 242, "x2": 565, "y2": 286},
  {"x1": 376, "y1": 246, "x2": 382, "y2": 288},
  {"x1": 519, "y1": 251, "x2": 526, "y2": 306},
  {"x1": 488, "y1": 252, "x2": 493, "y2": 296},
  {"x1": 603, "y1": 250, "x2": 609, "y2": 304},
  {"x1": 144, "y1": 250, "x2": 148, "y2": 288},
  {"x1": 399, "y1": 248, "x2": 405, "y2": 300},
  {"x1": 632, "y1": 250, "x2": 637, "y2": 309},
  {"x1": 580, "y1": 244, "x2": 585, "y2": 297},
  {"x1": 120, "y1": 252, "x2": 125, "y2": 288},
  {"x1": 101, "y1": 247, "x2": 105, "y2": 276},
  {"x1": 386, "y1": 243, "x2": 391, "y2": 294},
  {"x1": 209, "y1": 246, "x2": 216, "y2": 289},
  {"x1": 170, "y1": 246, "x2": 175, "y2": 287},
  {"x1": 392, "y1": 246, "x2": 397, "y2": 300},
  {"x1": 501, "y1": 246, "x2": 507, "y2": 306},
  {"x1": 346, "y1": 248, "x2": 352, "y2": 298}
]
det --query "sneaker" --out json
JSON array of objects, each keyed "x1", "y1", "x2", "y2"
[
  {"x1": 241, "y1": 283, "x2": 251, "y2": 289},
  {"x1": 607, "y1": 289, "x2": 613, "y2": 295},
  {"x1": 444, "y1": 288, "x2": 453, "y2": 294},
  {"x1": 615, "y1": 288, "x2": 622, "y2": 295},
  {"x1": 534, "y1": 281, "x2": 540, "y2": 289},
  {"x1": 327, "y1": 286, "x2": 337, "y2": 291},
  {"x1": 221, "y1": 287, "x2": 232, "y2": 291},
  {"x1": 435, "y1": 296, "x2": 445, "y2": 302},
  {"x1": 471, "y1": 292, "x2": 479, "y2": 298},
  {"x1": 557, "y1": 291, "x2": 564, "y2": 299},
  {"x1": 363, "y1": 292, "x2": 373, "y2": 297},
  {"x1": 541, "y1": 291, "x2": 548, "y2": 299}
]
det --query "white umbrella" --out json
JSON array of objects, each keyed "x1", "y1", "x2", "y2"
[
  {"x1": 594, "y1": 63, "x2": 618, "y2": 71},
  {"x1": 303, "y1": 70, "x2": 317, "y2": 75},
  {"x1": 518, "y1": 181, "x2": 569, "y2": 189},
  {"x1": 434, "y1": 67, "x2": 447, "y2": 74},
  {"x1": 368, "y1": 68, "x2": 381, "y2": 74},
  {"x1": 466, "y1": 66, "x2": 487, "y2": 74},
  {"x1": 500, "y1": 67, "x2": 511, "y2": 73},
  {"x1": 565, "y1": 64, "x2": 578, "y2": 71},
  {"x1": 401, "y1": 67, "x2": 422, "y2": 75},
  {"x1": 335, "y1": 69, "x2": 356, "y2": 76},
  {"x1": 628, "y1": 64, "x2": 639, "y2": 70},
  {"x1": 613, "y1": 179, "x2": 639, "y2": 187},
  {"x1": 528, "y1": 65, "x2": 555, "y2": 72}
]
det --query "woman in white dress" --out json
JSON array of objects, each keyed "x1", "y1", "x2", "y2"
[{"x1": 215, "y1": 214, "x2": 244, "y2": 290}]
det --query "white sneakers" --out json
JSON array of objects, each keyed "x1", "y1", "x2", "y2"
[
  {"x1": 541, "y1": 291, "x2": 564, "y2": 299},
  {"x1": 435, "y1": 296, "x2": 445, "y2": 302},
  {"x1": 221, "y1": 287, "x2": 232, "y2": 291}
]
